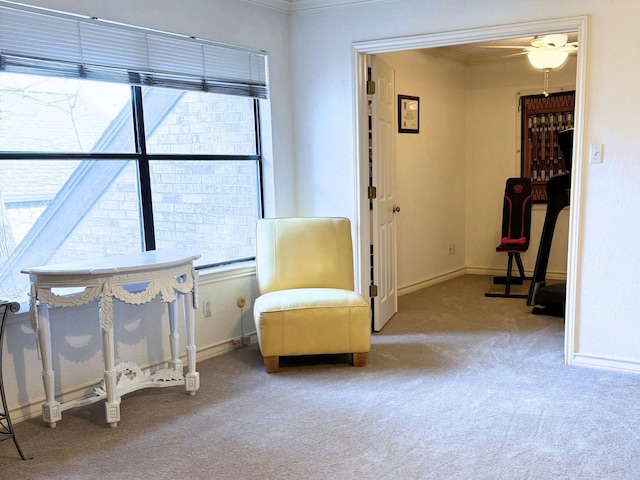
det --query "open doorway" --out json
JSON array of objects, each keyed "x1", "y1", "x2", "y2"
[{"x1": 352, "y1": 16, "x2": 588, "y2": 365}]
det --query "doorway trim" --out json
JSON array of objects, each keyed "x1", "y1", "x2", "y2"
[{"x1": 352, "y1": 15, "x2": 589, "y2": 365}]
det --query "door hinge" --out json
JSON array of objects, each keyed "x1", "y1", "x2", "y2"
[
  {"x1": 369, "y1": 284, "x2": 378, "y2": 297},
  {"x1": 366, "y1": 80, "x2": 376, "y2": 95},
  {"x1": 368, "y1": 186, "x2": 377, "y2": 200}
]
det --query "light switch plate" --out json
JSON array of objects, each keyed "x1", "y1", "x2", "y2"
[{"x1": 590, "y1": 143, "x2": 603, "y2": 164}]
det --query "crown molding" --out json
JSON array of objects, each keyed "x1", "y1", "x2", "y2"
[
  {"x1": 240, "y1": 0, "x2": 291, "y2": 13},
  {"x1": 240, "y1": 0, "x2": 394, "y2": 13}
]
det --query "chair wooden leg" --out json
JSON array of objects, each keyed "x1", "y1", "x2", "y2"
[
  {"x1": 263, "y1": 356, "x2": 279, "y2": 373},
  {"x1": 352, "y1": 352, "x2": 367, "y2": 367}
]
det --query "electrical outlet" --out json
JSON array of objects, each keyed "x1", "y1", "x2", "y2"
[
  {"x1": 242, "y1": 335, "x2": 251, "y2": 346},
  {"x1": 232, "y1": 338, "x2": 243, "y2": 349},
  {"x1": 237, "y1": 296, "x2": 246, "y2": 308},
  {"x1": 203, "y1": 300, "x2": 212, "y2": 318}
]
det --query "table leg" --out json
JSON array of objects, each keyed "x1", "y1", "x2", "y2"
[
  {"x1": 36, "y1": 304, "x2": 61, "y2": 428},
  {"x1": 183, "y1": 291, "x2": 199, "y2": 395},
  {"x1": 100, "y1": 294, "x2": 120, "y2": 428},
  {"x1": 167, "y1": 301, "x2": 183, "y2": 373}
]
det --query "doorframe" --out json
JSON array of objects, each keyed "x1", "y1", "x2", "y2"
[{"x1": 351, "y1": 15, "x2": 589, "y2": 365}]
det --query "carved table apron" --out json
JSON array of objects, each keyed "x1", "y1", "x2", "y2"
[{"x1": 22, "y1": 249, "x2": 200, "y2": 428}]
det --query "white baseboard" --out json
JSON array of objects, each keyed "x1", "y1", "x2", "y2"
[
  {"x1": 571, "y1": 353, "x2": 640, "y2": 374},
  {"x1": 466, "y1": 266, "x2": 567, "y2": 281},
  {"x1": 398, "y1": 268, "x2": 467, "y2": 296},
  {"x1": 196, "y1": 334, "x2": 256, "y2": 362},
  {"x1": 398, "y1": 266, "x2": 568, "y2": 297}
]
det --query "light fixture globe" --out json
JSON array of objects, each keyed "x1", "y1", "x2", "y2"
[{"x1": 527, "y1": 49, "x2": 569, "y2": 70}]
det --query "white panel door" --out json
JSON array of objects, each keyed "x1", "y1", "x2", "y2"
[{"x1": 371, "y1": 56, "x2": 397, "y2": 331}]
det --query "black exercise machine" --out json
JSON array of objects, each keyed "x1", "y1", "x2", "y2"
[{"x1": 527, "y1": 128, "x2": 573, "y2": 316}]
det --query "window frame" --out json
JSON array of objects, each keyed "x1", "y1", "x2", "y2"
[{"x1": 0, "y1": 82, "x2": 265, "y2": 271}]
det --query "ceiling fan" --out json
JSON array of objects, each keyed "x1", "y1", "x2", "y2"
[
  {"x1": 487, "y1": 33, "x2": 578, "y2": 96},
  {"x1": 523, "y1": 34, "x2": 578, "y2": 69}
]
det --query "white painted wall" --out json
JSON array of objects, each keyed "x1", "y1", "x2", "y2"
[
  {"x1": 379, "y1": 48, "x2": 575, "y2": 293},
  {"x1": 3, "y1": 0, "x2": 294, "y2": 420},
  {"x1": 378, "y1": 51, "x2": 467, "y2": 291},
  {"x1": 17, "y1": 0, "x2": 297, "y2": 217},
  {"x1": 465, "y1": 57, "x2": 577, "y2": 277},
  {"x1": 4, "y1": 268, "x2": 258, "y2": 420},
  {"x1": 5, "y1": 0, "x2": 640, "y2": 423},
  {"x1": 290, "y1": 0, "x2": 640, "y2": 370}
]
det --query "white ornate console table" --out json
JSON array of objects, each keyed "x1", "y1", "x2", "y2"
[{"x1": 22, "y1": 249, "x2": 200, "y2": 428}]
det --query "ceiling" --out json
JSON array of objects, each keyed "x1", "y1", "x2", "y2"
[
  {"x1": 242, "y1": 0, "x2": 388, "y2": 13},
  {"x1": 242, "y1": 0, "x2": 579, "y2": 63}
]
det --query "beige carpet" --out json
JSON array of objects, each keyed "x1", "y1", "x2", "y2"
[{"x1": 1, "y1": 275, "x2": 639, "y2": 479}]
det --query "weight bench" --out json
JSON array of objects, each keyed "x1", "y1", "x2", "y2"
[{"x1": 485, "y1": 177, "x2": 532, "y2": 299}]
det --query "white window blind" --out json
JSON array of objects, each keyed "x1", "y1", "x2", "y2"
[{"x1": 0, "y1": 2, "x2": 268, "y2": 98}]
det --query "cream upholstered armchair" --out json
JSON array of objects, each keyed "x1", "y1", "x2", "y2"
[{"x1": 253, "y1": 217, "x2": 372, "y2": 373}]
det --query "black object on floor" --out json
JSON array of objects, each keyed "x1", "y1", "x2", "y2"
[
  {"x1": 0, "y1": 300, "x2": 27, "y2": 460},
  {"x1": 527, "y1": 128, "x2": 573, "y2": 317}
]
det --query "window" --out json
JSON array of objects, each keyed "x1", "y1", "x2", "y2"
[{"x1": 0, "y1": 3, "x2": 269, "y2": 302}]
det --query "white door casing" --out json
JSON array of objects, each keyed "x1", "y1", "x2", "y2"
[
  {"x1": 371, "y1": 56, "x2": 398, "y2": 331},
  {"x1": 352, "y1": 16, "x2": 588, "y2": 363}
]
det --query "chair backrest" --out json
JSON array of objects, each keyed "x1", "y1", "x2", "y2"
[
  {"x1": 256, "y1": 217, "x2": 355, "y2": 295},
  {"x1": 500, "y1": 177, "x2": 532, "y2": 248}
]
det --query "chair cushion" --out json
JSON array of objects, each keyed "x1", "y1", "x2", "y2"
[
  {"x1": 253, "y1": 288, "x2": 371, "y2": 357},
  {"x1": 496, "y1": 236, "x2": 529, "y2": 252},
  {"x1": 500, "y1": 236, "x2": 527, "y2": 246}
]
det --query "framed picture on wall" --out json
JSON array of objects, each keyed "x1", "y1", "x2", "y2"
[
  {"x1": 520, "y1": 91, "x2": 575, "y2": 202},
  {"x1": 398, "y1": 95, "x2": 419, "y2": 133}
]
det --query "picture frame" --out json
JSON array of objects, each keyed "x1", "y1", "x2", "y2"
[
  {"x1": 520, "y1": 91, "x2": 575, "y2": 203},
  {"x1": 398, "y1": 95, "x2": 420, "y2": 133}
]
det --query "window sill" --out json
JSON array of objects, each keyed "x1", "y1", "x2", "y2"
[
  {"x1": 6, "y1": 260, "x2": 256, "y2": 324},
  {"x1": 197, "y1": 260, "x2": 256, "y2": 283}
]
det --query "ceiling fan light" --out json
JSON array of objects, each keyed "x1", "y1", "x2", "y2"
[{"x1": 527, "y1": 49, "x2": 569, "y2": 70}]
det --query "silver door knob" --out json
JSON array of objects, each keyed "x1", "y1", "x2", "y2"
[{"x1": 393, "y1": 205, "x2": 401, "y2": 213}]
